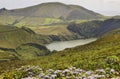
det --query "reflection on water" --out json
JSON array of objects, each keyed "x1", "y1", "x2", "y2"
[{"x1": 46, "y1": 38, "x2": 97, "y2": 51}]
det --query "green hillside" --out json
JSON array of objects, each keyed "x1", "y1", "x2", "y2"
[
  {"x1": 0, "y1": 25, "x2": 52, "y2": 48},
  {"x1": 0, "y1": 2, "x2": 104, "y2": 27},
  {"x1": 0, "y1": 28, "x2": 120, "y2": 75},
  {"x1": 0, "y1": 18, "x2": 120, "y2": 65},
  {"x1": 0, "y1": 18, "x2": 120, "y2": 63},
  {"x1": 27, "y1": 18, "x2": 120, "y2": 41},
  {"x1": 0, "y1": 25, "x2": 52, "y2": 62},
  {"x1": 0, "y1": 2, "x2": 108, "y2": 43}
]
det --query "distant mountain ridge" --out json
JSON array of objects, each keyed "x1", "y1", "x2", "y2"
[
  {"x1": 0, "y1": 2, "x2": 103, "y2": 25},
  {"x1": 0, "y1": 2, "x2": 103, "y2": 21}
]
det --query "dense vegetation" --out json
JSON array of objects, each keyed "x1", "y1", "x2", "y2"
[
  {"x1": 0, "y1": 28, "x2": 120, "y2": 78},
  {"x1": 2, "y1": 66, "x2": 119, "y2": 79}
]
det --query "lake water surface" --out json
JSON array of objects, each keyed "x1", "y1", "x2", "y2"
[{"x1": 46, "y1": 38, "x2": 97, "y2": 51}]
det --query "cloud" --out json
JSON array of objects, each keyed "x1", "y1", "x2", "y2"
[{"x1": 103, "y1": 0, "x2": 120, "y2": 3}]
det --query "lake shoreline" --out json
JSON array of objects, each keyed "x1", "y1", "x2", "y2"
[{"x1": 46, "y1": 38, "x2": 97, "y2": 51}]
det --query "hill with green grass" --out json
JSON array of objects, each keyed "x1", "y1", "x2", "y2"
[
  {"x1": 0, "y1": 25, "x2": 51, "y2": 61},
  {"x1": 0, "y1": 18, "x2": 120, "y2": 63},
  {"x1": 0, "y1": 2, "x2": 104, "y2": 27},
  {"x1": 0, "y1": 27, "x2": 120, "y2": 75},
  {"x1": 0, "y1": 18, "x2": 120, "y2": 62},
  {"x1": 0, "y1": 2, "x2": 109, "y2": 42},
  {"x1": 27, "y1": 18, "x2": 120, "y2": 41}
]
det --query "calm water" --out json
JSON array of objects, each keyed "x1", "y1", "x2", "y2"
[{"x1": 46, "y1": 38, "x2": 97, "y2": 51}]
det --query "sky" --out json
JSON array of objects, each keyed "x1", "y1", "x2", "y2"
[{"x1": 0, "y1": 0, "x2": 120, "y2": 16}]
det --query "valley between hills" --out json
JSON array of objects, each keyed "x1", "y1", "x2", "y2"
[{"x1": 0, "y1": 2, "x2": 120, "y2": 79}]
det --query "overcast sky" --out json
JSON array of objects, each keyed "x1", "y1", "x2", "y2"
[{"x1": 0, "y1": 0, "x2": 120, "y2": 16}]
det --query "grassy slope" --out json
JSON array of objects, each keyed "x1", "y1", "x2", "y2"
[
  {"x1": 1, "y1": 18, "x2": 120, "y2": 61},
  {"x1": 0, "y1": 25, "x2": 52, "y2": 62},
  {"x1": 30, "y1": 25, "x2": 72, "y2": 35},
  {"x1": 0, "y1": 18, "x2": 120, "y2": 61},
  {"x1": 29, "y1": 31, "x2": 120, "y2": 70},
  {"x1": 0, "y1": 28, "x2": 120, "y2": 74},
  {"x1": 0, "y1": 15, "x2": 63, "y2": 27},
  {"x1": 0, "y1": 2, "x2": 105, "y2": 27},
  {"x1": 0, "y1": 25, "x2": 51, "y2": 48},
  {"x1": 28, "y1": 19, "x2": 110, "y2": 41},
  {"x1": 29, "y1": 21, "x2": 86, "y2": 41}
]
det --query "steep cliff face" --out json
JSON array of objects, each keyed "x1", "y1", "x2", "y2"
[{"x1": 67, "y1": 18, "x2": 120, "y2": 38}]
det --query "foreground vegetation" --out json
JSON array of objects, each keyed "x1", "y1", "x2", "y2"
[
  {"x1": 0, "y1": 28, "x2": 120, "y2": 78},
  {"x1": 2, "y1": 66, "x2": 119, "y2": 79}
]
